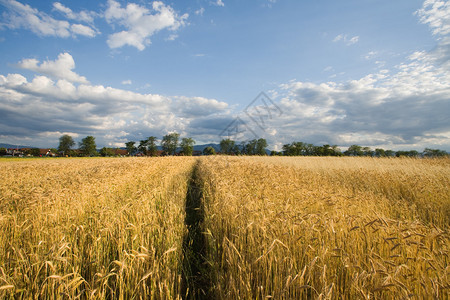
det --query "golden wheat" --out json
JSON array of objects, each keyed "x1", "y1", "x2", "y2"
[
  {"x1": 0, "y1": 157, "x2": 196, "y2": 299},
  {"x1": 1, "y1": 156, "x2": 448, "y2": 299},
  {"x1": 199, "y1": 156, "x2": 449, "y2": 299}
]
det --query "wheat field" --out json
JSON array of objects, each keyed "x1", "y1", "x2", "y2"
[
  {"x1": 199, "y1": 156, "x2": 449, "y2": 299},
  {"x1": 0, "y1": 156, "x2": 448, "y2": 299},
  {"x1": 0, "y1": 157, "x2": 196, "y2": 299}
]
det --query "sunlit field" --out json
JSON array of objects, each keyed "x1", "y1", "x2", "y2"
[
  {"x1": 0, "y1": 157, "x2": 196, "y2": 298},
  {"x1": 199, "y1": 156, "x2": 449, "y2": 299},
  {"x1": 0, "y1": 156, "x2": 448, "y2": 299}
]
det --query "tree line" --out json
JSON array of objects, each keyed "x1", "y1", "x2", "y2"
[
  {"x1": 125, "y1": 133, "x2": 195, "y2": 156},
  {"x1": 278, "y1": 142, "x2": 448, "y2": 158},
  {"x1": 5, "y1": 133, "x2": 446, "y2": 158},
  {"x1": 56, "y1": 133, "x2": 197, "y2": 157}
]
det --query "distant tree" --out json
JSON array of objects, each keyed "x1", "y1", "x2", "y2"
[
  {"x1": 100, "y1": 147, "x2": 115, "y2": 157},
  {"x1": 161, "y1": 133, "x2": 180, "y2": 155},
  {"x1": 270, "y1": 150, "x2": 282, "y2": 156},
  {"x1": 255, "y1": 138, "x2": 268, "y2": 155},
  {"x1": 0, "y1": 147, "x2": 6, "y2": 155},
  {"x1": 220, "y1": 138, "x2": 236, "y2": 155},
  {"x1": 79, "y1": 136, "x2": 97, "y2": 156},
  {"x1": 125, "y1": 141, "x2": 136, "y2": 156},
  {"x1": 180, "y1": 137, "x2": 195, "y2": 156},
  {"x1": 203, "y1": 146, "x2": 216, "y2": 155},
  {"x1": 138, "y1": 139, "x2": 148, "y2": 155},
  {"x1": 68, "y1": 149, "x2": 79, "y2": 157},
  {"x1": 147, "y1": 136, "x2": 158, "y2": 156},
  {"x1": 242, "y1": 139, "x2": 257, "y2": 155},
  {"x1": 374, "y1": 148, "x2": 386, "y2": 157},
  {"x1": 282, "y1": 142, "x2": 305, "y2": 156},
  {"x1": 362, "y1": 147, "x2": 373, "y2": 157},
  {"x1": 423, "y1": 148, "x2": 448, "y2": 157},
  {"x1": 30, "y1": 148, "x2": 41, "y2": 156},
  {"x1": 331, "y1": 145, "x2": 342, "y2": 156},
  {"x1": 385, "y1": 150, "x2": 395, "y2": 157},
  {"x1": 396, "y1": 150, "x2": 419, "y2": 157},
  {"x1": 344, "y1": 145, "x2": 364, "y2": 156},
  {"x1": 58, "y1": 134, "x2": 75, "y2": 156}
]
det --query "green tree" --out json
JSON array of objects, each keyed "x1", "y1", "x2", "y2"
[
  {"x1": 362, "y1": 146, "x2": 373, "y2": 157},
  {"x1": 203, "y1": 146, "x2": 216, "y2": 155},
  {"x1": 125, "y1": 141, "x2": 136, "y2": 156},
  {"x1": 374, "y1": 148, "x2": 386, "y2": 157},
  {"x1": 180, "y1": 137, "x2": 195, "y2": 156},
  {"x1": 255, "y1": 138, "x2": 268, "y2": 155},
  {"x1": 423, "y1": 148, "x2": 448, "y2": 157},
  {"x1": 385, "y1": 150, "x2": 395, "y2": 157},
  {"x1": 138, "y1": 139, "x2": 148, "y2": 155},
  {"x1": 396, "y1": 150, "x2": 419, "y2": 157},
  {"x1": 31, "y1": 148, "x2": 41, "y2": 156},
  {"x1": 242, "y1": 139, "x2": 257, "y2": 155},
  {"x1": 344, "y1": 145, "x2": 363, "y2": 156},
  {"x1": 220, "y1": 138, "x2": 236, "y2": 155},
  {"x1": 79, "y1": 136, "x2": 97, "y2": 156},
  {"x1": 100, "y1": 147, "x2": 115, "y2": 157},
  {"x1": 161, "y1": 133, "x2": 180, "y2": 155},
  {"x1": 147, "y1": 136, "x2": 158, "y2": 156},
  {"x1": 282, "y1": 142, "x2": 302, "y2": 156},
  {"x1": 58, "y1": 134, "x2": 75, "y2": 156}
]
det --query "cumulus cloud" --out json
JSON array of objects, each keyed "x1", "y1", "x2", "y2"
[
  {"x1": 52, "y1": 2, "x2": 96, "y2": 24},
  {"x1": 269, "y1": 42, "x2": 450, "y2": 150},
  {"x1": 17, "y1": 53, "x2": 88, "y2": 84},
  {"x1": 416, "y1": 0, "x2": 450, "y2": 36},
  {"x1": 0, "y1": 0, "x2": 98, "y2": 38},
  {"x1": 174, "y1": 96, "x2": 228, "y2": 118},
  {"x1": 234, "y1": 2, "x2": 450, "y2": 151},
  {"x1": 104, "y1": 0, "x2": 188, "y2": 50},
  {"x1": 70, "y1": 24, "x2": 97, "y2": 37},
  {"x1": 0, "y1": 52, "x2": 230, "y2": 147}
]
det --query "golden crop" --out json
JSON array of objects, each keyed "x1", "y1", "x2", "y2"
[
  {"x1": 0, "y1": 157, "x2": 196, "y2": 299},
  {"x1": 199, "y1": 156, "x2": 449, "y2": 299},
  {"x1": 0, "y1": 156, "x2": 448, "y2": 299}
]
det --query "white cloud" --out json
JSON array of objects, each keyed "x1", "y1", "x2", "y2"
[
  {"x1": 332, "y1": 34, "x2": 343, "y2": 42},
  {"x1": 104, "y1": 0, "x2": 189, "y2": 50},
  {"x1": 174, "y1": 96, "x2": 228, "y2": 117},
  {"x1": 347, "y1": 36, "x2": 359, "y2": 45},
  {"x1": 70, "y1": 24, "x2": 96, "y2": 37},
  {"x1": 0, "y1": 52, "x2": 230, "y2": 147},
  {"x1": 333, "y1": 33, "x2": 359, "y2": 45},
  {"x1": 416, "y1": 0, "x2": 450, "y2": 36},
  {"x1": 0, "y1": 0, "x2": 98, "y2": 38},
  {"x1": 215, "y1": 0, "x2": 225, "y2": 7},
  {"x1": 364, "y1": 51, "x2": 378, "y2": 60},
  {"x1": 269, "y1": 38, "x2": 450, "y2": 150},
  {"x1": 52, "y1": 2, "x2": 96, "y2": 24},
  {"x1": 17, "y1": 53, "x2": 88, "y2": 84},
  {"x1": 166, "y1": 34, "x2": 178, "y2": 41},
  {"x1": 121, "y1": 80, "x2": 132, "y2": 85},
  {"x1": 195, "y1": 7, "x2": 205, "y2": 15}
]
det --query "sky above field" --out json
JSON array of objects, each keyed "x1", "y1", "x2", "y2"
[{"x1": 0, "y1": 0, "x2": 449, "y2": 151}]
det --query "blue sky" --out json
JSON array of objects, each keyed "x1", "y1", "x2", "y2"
[{"x1": 0, "y1": 0, "x2": 449, "y2": 151}]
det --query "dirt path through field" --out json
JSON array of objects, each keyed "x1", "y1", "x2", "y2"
[{"x1": 181, "y1": 160, "x2": 211, "y2": 299}]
